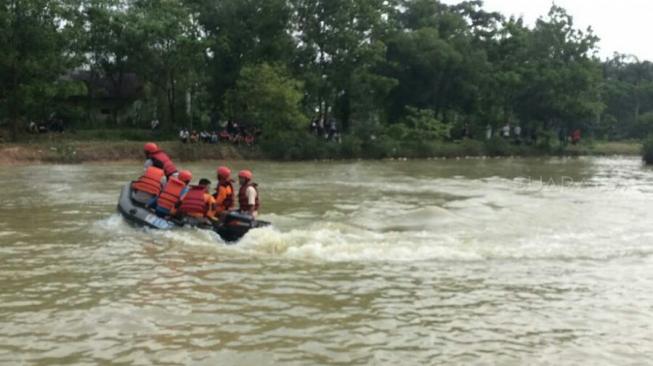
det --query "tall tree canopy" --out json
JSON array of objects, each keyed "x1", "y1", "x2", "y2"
[{"x1": 1, "y1": 0, "x2": 651, "y2": 142}]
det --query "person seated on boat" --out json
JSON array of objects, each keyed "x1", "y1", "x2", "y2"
[
  {"x1": 213, "y1": 166, "x2": 235, "y2": 218},
  {"x1": 149, "y1": 170, "x2": 192, "y2": 218},
  {"x1": 143, "y1": 142, "x2": 178, "y2": 178},
  {"x1": 131, "y1": 166, "x2": 166, "y2": 205},
  {"x1": 237, "y1": 169, "x2": 259, "y2": 218},
  {"x1": 178, "y1": 178, "x2": 217, "y2": 224}
]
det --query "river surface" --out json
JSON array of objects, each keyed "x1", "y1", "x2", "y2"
[{"x1": 1, "y1": 157, "x2": 653, "y2": 365}]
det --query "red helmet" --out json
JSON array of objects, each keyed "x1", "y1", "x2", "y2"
[
  {"x1": 217, "y1": 166, "x2": 231, "y2": 179},
  {"x1": 178, "y1": 170, "x2": 193, "y2": 183},
  {"x1": 238, "y1": 169, "x2": 253, "y2": 180},
  {"x1": 144, "y1": 142, "x2": 158, "y2": 154}
]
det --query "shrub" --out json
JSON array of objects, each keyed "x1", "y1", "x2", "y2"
[
  {"x1": 361, "y1": 135, "x2": 400, "y2": 159},
  {"x1": 642, "y1": 136, "x2": 653, "y2": 165},
  {"x1": 401, "y1": 106, "x2": 451, "y2": 141},
  {"x1": 259, "y1": 132, "x2": 332, "y2": 160},
  {"x1": 458, "y1": 139, "x2": 484, "y2": 156},
  {"x1": 340, "y1": 135, "x2": 363, "y2": 159},
  {"x1": 483, "y1": 137, "x2": 512, "y2": 156},
  {"x1": 119, "y1": 130, "x2": 151, "y2": 141}
]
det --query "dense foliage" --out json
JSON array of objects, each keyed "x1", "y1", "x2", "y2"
[
  {"x1": 2, "y1": 0, "x2": 653, "y2": 151},
  {"x1": 643, "y1": 136, "x2": 653, "y2": 165}
]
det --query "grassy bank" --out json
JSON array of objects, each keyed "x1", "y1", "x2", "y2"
[
  {"x1": 0, "y1": 134, "x2": 642, "y2": 165},
  {"x1": 0, "y1": 140, "x2": 262, "y2": 164}
]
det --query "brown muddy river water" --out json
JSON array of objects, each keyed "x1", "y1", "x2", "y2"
[{"x1": 1, "y1": 157, "x2": 653, "y2": 365}]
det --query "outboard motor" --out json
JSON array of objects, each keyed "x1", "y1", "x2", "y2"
[{"x1": 224, "y1": 211, "x2": 257, "y2": 228}]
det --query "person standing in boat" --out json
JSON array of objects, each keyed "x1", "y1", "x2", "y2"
[
  {"x1": 143, "y1": 142, "x2": 178, "y2": 178},
  {"x1": 214, "y1": 166, "x2": 235, "y2": 218},
  {"x1": 178, "y1": 178, "x2": 217, "y2": 223},
  {"x1": 237, "y1": 170, "x2": 259, "y2": 218}
]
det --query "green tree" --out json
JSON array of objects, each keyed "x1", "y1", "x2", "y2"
[
  {"x1": 602, "y1": 55, "x2": 653, "y2": 138},
  {"x1": 225, "y1": 63, "x2": 308, "y2": 139},
  {"x1": 0, "y1": 0, "x2": 81, "y2": 140},
  {"x1": 193, "y1": 0, "x2": 295, "y2": 116},
  {"x1": 80, "y1": 0, "x2": 138, "y2": 126},
  {"x1": 400, "y1": 106, "x2": 451, "y2": 141},
  {"x1": 516, "y1": 6, "x2": 603, "y2": 132},
  {"x1": 385, "y1": 0, "x2": 492, "y2": 129},
  {"x1": 128, "y1": 0, "x2": 206, "y2": 127},
  {"x1": 291, "y1": 0, "x2": 395, "y2": 131}
]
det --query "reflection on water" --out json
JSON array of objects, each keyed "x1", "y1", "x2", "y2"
[{"x1": 1, "y1": 157, "x2": 653, "y2": 364}]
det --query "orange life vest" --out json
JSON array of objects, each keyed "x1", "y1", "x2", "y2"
[
  {"x1": 238, "y1": 182, "x2": 260, "y2": 212},
  {"x1": 178, "y1": 186, "x2": 208, "y2": 217},
  {"x1": 214, "y1": 180, "x2": 235, "y2": 211},
  {"x1": 156, "y1": 177, "x2": 186, "y2": 211},
  {"x1": 149, "y1": 150, "x2": 177, "y2": 177},
  {"x1": 132, "y1": 167, "x2": 165, "y2": 196}
]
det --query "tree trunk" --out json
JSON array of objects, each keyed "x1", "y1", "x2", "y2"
[
  {"x1": 9, "y1": 0, "x2": 21, "y2": 142},
  {"x1": 9, "y1": 56, "x2": 20, "y2": 141},
  {"x1": 10, "y1": 99, "x2": 19, "y2": 142},
  {"x1": 167, "y1": 72, "x2": 176, "y2": 126},
  {"x1": 186, "y1": 89, "x2": 192, "y2": 131},
  {"x1": 340, "y1": 89, "x2": 351, "y2": 132}
]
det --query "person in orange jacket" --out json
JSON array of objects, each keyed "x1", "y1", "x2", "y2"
[
  {"x1": 178, "y1": 178, "x2": 217, "y2": 223},
  {"x1": 131, "y1": 166, "x2": 166, "y2": 204},
  {"x1": 214, "y1": 166, "x2": 235, "y2": 217},
  {"x1": 149, "y1": 170, "x2": 192, "y2": 217},
  {"x1": 143, "y1": 142, "x2": 178, "y2": 178}
]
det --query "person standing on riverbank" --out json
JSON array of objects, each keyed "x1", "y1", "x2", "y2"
[
  {"x1": 238, "y1": 170, "x2": 259, "y2": 218},
  {"x1": 513, "y1": 125, "x2": 522, "y2": 145},
  {"x1": 179, "y1": 129, "x2": 189, "y2": 143},
  {"x1": 571, "y1": 129, "x2": 581, "y2": 145},
  {"x1": 144, "y1": 142, "x2": 178, "y2": 178},
  {"x1": 501, "y1": 123, "x2": 511, "y2": 138}
]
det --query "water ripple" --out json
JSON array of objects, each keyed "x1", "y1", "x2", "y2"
[{"x1": 1, "y1": 158, "x2": 653, "y2": 364}]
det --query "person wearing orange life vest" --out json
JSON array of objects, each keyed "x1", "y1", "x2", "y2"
[
  {"x1": 213, "y1": 166, "x2": 235, "y2": 217},
  {"x1": 143, "y1": 142, "x2": 178, "y2": 178},
  {"x1": 178, "y1": 178, "x2": 217, "y2": 223},
  {"x1": 131, "y1": 166, "x2": 166, "y2": 204},
  {"x1": 237, "y1": 169, "x2": 259, "y2": 218},
  {"x1": 149, "y1": 170, "x2": 192, "y2": 217}
]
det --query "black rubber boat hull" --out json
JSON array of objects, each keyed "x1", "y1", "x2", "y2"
[
  {"x1": 117, "y1": 184, "x2": 269, "y2": 242},
  {"x1": 117, "y1": 184, "x2": 176, "y2": 229}
]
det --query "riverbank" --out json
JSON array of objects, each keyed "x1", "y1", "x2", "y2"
[
  {"x1": 0, "y1": 141, "x2": 261, "y2": 165},
  {"x1": 0, "y1": 138, "x2": 642, "y2": 165}
]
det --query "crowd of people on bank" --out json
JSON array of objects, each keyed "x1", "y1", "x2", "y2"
[
  {"x1": 130, "y1": 142, "x2": 260, "y2": 225},
  {"x1": 178, "y1": 121, "x2": 257, "y2": 146}
]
